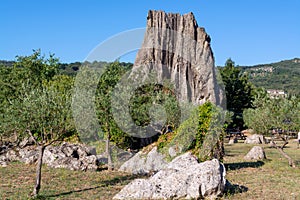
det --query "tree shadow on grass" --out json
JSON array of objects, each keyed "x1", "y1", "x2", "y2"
[
  {"x1": 225, "y1": 160, "x2": 265, "y2": 171},
  {"x1": 40, "y1": 173, "x2": 142, "y2": 199}
]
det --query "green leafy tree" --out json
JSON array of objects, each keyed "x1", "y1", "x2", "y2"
[
  {"x1": 9, "y1": 84, "x2": 75, "y2": 196},
  {"x1": 219, "y1": 58, "x2": 254, "y2": 129},
  {"x1": 94, "y1": 61, "x2": 183, "y2": 154},
  {"x1": 95, "y1": 62, "x2": 132, "y2": 170},
  {"x1": 129, "y1": 84, "x2": 181, "y2": 134},
  {"x1": 243, "y1": 92, "x2": 300, "y2": 167},
  {"x1": 0, "y1": 51, "x2": 75, "y2": 196}
]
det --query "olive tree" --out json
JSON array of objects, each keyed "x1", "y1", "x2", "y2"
[
  {"x1": 244, "y1": 91, "x2": 300, "y2": 167},
  {"x1": 0, "y1": 51, "x2": 75, "y2": 196},
  {"x1": 4, "y1": 77, "x2": 75, "y2": 196}
]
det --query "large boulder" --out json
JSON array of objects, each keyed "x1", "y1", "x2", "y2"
[
  {"x1": 114, "y1": 152, "x2": 226, "y2": 199},
  {"x1": 244, "y1": 146, "x2": 266, "y2": 160},
  {"x1": 244, "y1": 134, "x2": 268, "y2": 144},
  {"x1": 116, "y1": 151, "x2": 134, "y2": 163},
  {"x1": 119, "y1": 146, "x2": 167, "y2": 175}
]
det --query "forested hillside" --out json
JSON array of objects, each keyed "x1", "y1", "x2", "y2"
[
  {"x1": 240, "y1": 58, "x2": 300, "y2": 96},
  {"x1": 2, "y1": 57, "x2": 299, "y2": 95}
]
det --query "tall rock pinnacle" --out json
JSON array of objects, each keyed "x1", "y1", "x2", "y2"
[{"x1": 133, "y1": 10, "x2": 224, "y2": 106}]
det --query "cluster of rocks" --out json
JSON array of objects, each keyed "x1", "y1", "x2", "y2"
[
  {"x1": 244, "y1": 134, "x2": 269, "y2": 144},
  {"x1": 226, "y1": 134, "x2": 268, "y2": 161},
  {"x1": 228, "y1": 134, "x2": 269, "y2": 145},
  {"x1": 0, "y1": 140, "x2": 115, "y2": 171},
  {"x1": 115, "y1": 152, "x2": 227, "y2": 199},
  {"x1": 43, "y1": 142, "x2": 101, "y2": 171}
]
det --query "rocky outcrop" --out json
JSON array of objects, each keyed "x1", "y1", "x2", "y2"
[
  {"x1": 244, "y1": 134, "x2": 268, "y2": 144},
  {"x1": 19, "y1": 136, "x2": 35, "y2": 148},
  {"x1": 244, "y1": 146, "x2": 266, "y2": 160},
  {"x1": 0, "y1": 142, "x2": 103, "y2": 171},
  {"x1": 43, "y1": 143, "x2": 99, "y2": 171},
  {"x1": 131, "y1": 10, "x2": 224, "y2": 106},
  {"x1": 114, "y1": 153, "x2": 226, "y2": 199},
  {"x1": 119, "y1": 146, "x2": 167, "y2": 175}
]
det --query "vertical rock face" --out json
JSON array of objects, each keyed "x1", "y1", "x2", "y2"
[{"x1": 133, "y1": 10, "x2": 224, "y2": 106}]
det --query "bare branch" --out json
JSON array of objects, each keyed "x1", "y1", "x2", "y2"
[{"x1": 27, "y1": 129, "x2": 38, "y2": 145}]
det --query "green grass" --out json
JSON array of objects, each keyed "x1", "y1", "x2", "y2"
[
  {"x1": 1, "y1": 140, "x2": 300, "y2": 199},
  {"x1": 0, "y1": 162, "x2": 137, "y2": 200},
  {"x1": 223, "y1": 139, "x2": 300, "y2": 200}
]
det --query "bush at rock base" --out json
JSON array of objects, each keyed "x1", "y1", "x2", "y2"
[{"x1": 157, "y1": 102, "x2": 225, "y2": 162}]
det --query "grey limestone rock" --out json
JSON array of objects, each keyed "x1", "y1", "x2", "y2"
[
  {"x1": 19, "y1": 136, "x2": 35, "y2": 148},
  {"x1": 244, "y1": 134, "x2": 268, "y2": 144},
  {"x1": 114, "y1": 152, "x2": 226, "y2": 199},
  {"x1": 244, "y1": 146, "x2": 266, "y2": 160},
  {"x1": 0, "y1": 142, "x2": 100, "y2": 171},
  {"x1": 118, "y1": 146, "x2": 167, "y2": 175},
  {"x1": 131, "y1": 10, "x2": 225, "y2": 106}
]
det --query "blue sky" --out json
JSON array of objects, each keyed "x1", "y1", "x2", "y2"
[{"x1": 1, "y1": 0, "x2": 299, "y2": 66}]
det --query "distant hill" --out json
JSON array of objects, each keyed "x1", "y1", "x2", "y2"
[
  {"x1": 1, "y1": 58, "x2": 299, "y2": 95},
  {"x1": 240, "y1": 58, "x2": 300, "y2": 96}
]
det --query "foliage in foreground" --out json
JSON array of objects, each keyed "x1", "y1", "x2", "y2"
[{"x1": 158, "y1": 102, "x2": 226, "y2": 162}]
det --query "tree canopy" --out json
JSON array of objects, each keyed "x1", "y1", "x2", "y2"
[
  {"x1": 0, "y1": 50, "x2": 76, "y2": 196},
  {"x1": 219, "y1": 58, "x2": 254, "y2": 129}
]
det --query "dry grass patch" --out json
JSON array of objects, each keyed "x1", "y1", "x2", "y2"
[{"x1": 0, "y1": 162, "x2": 137, "y2": 200}]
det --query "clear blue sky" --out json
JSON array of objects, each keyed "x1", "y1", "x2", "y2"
[{"x1": 1, "y1": 0, "x2": 299, "y2": 66}]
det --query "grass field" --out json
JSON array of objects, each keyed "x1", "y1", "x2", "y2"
[
  {"x1": 223, "y1": 139, "x2": 300, "y2": 200},
  {"x1": 1, "y1": 139, "x2": 300, "y2": 200}
]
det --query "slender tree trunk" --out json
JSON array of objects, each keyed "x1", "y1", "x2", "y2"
[
  {"x1": 106, "y1": 134, "x2": 113, "y2": 171},
  {"x1": 276, "y1": 147, "x2": 296, "y2": 167},
  {"x1": 33, "y1": 144, "x2": 45, "y2": 196},
  {"x1": 271, "y1": 138, "x2": 296, "y2": 168}
]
